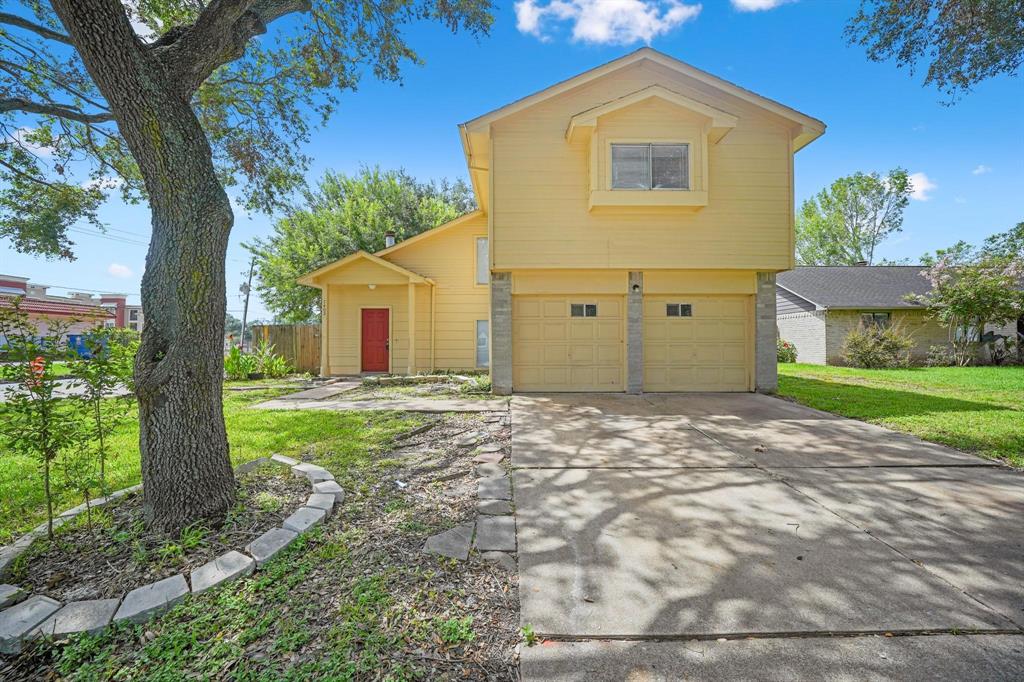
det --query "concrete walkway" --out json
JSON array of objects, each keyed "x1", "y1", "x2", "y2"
[{"x1": 511, "y1": 393, "x2": 1024, "y2": 680}]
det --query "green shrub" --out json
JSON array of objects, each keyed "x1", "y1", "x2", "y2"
[
  {"x1": 841, "y1": 322, "x2": 914, "y2": 368},
  {"x1": 926, "y1": 344, "x2": 955, "y2": 367},
  {"x1": 777, "y1": 338, "x2": 798, "y2": 363},
  {"x1": 224, "y1": 346, "x2": 257, "y2": 380}
]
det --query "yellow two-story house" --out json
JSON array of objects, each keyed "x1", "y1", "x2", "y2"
[{"x1": 299, "y1": 48, "x2": 825, "y2": 394}]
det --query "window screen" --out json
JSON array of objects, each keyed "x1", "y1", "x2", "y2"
[
  {"x1": 476, "y1": 320, "x2": 489, "y2": 368},
  {"x1": 611, "y1": 145, "x2": 650, "y2": 189},
  {"x1": 475, "y1": 237, "x2": 489, "y2": 285},
  {"x1": 612, "y1": 144, "x2": 688, "y2": 190}
]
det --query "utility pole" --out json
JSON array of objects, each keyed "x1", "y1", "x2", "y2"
[{"x1": 239, "y1": 257, "x2": 255, "y2": 351}]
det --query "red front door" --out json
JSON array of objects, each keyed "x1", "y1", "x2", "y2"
[{"x1": 361, "y1": 308, "x2": 389, "y2": 372}]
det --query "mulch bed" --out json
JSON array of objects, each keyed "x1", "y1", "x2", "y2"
[{"x1": 10, "y1": 466, "x2": 310, "y2": 602}]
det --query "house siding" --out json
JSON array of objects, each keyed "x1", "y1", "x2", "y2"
[
  {"x1": 777, "y1": 311, "x2": 827, "y2": 365},
  {"x1": 776, "y1": 287, "x2": 815, "y2": 315},
  {"x1": 490, "y1": 60, "x2": 796, "y2": 272}
]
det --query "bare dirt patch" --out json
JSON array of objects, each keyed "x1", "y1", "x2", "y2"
[{"x1": 10, "y1": 466, "x2": 309, "y2": 602}]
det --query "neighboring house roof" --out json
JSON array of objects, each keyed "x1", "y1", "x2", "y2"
[
  {"x1": 0, "y1": 295, "x2": 115, "y2": 318},
  {"x1": 776, "y1": 266, "x2": 932, "y2": 310}
]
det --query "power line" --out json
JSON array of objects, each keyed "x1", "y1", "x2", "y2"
[{"x1": 69, "y1": 227, "x2": 148, "y2": 247}]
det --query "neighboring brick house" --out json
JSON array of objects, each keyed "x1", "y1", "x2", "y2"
[{"x1": 776, "y1": 266, "x2": 1022, "y2": 365}]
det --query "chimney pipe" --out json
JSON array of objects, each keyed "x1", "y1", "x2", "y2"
[{"x1": 384, "y1": 231, "x2": 396, "y2": 249}]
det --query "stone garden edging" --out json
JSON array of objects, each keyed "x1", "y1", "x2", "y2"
[{"x1": 0, "y1": 454, "x2": 345, "y2": 655}]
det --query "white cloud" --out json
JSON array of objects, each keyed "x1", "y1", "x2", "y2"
[
  {"x1": 107, "y1": 263, "x2": 133, "y2": 278},
  {"x1": 971, "y1": 164, "x2": 991, "y2": 175},
  {"x1": 514, "y1": 0, "x2": 702, "y2": 45},
  {"x1": 954, "y1": 196, "x2": 967, "y2": 204},
  {"x1": 908, "y1": 172, "x2": 936, "y2": 201},
  {"x1": 731, "y1": 0, "x2": 791, "y2": 11}
]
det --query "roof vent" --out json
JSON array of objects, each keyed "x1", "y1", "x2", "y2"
[
  {"x1": 854, "y1": 261, "x2": 868, "y2": 267},
  {"x1": 384, "y1": 231, "x2": 396, "y2": 249}
]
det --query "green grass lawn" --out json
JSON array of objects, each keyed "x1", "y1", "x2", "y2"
[
  {"x1": 778, "y1": 364, "x2": 1024, "y2": 467},
  {"x1": 0, "y1": 387, "x2": 421, "y2": 544}
]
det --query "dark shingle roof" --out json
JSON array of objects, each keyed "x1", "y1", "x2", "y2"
[{"x1": 776, "y1": 266, "x2": 931, "y2": 310}]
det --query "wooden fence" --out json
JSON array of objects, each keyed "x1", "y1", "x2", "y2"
[{"x1": 251, "y1": 324, "x2": 320, "y2": 375}]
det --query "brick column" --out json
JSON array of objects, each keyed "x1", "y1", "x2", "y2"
[
  {"x1": 755, "y1": 271, "x2": 778, "y2": 393},
  {"x1": 627, "y1": 271, "x2": 643, "y2": 394},
  {"x1": 490, "y1": 272, "x2": 513, "y2": 395}
]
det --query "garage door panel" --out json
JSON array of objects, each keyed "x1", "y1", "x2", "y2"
[
  {"x1": 644, "y1": 295, "x2": 751, "y2": 392},
  {"x1": 514, "y1": 294, "x2": 624, "y2": 392}
]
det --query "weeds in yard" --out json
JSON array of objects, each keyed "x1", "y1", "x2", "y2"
[{"x1": 436, "y1": 615, "x2": 476, "y2": 645}]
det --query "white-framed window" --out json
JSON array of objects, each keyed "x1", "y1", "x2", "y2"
[
  {"x1": 570, "y1": 303, "x2": 598, "y2": 318},
  {"x1": 476, "y1": 319, "x2": 489, "y2": 368},
  {"x1": 475, "y1": 237, "x2": 489, "y2": 285},
  {"x1": 860, "y1": 312, "x2": 891, "y2": 328},
  {"x1": 611, "y1": 143, "x2": 688, "y2": 190},
  {"x1": 129, "y1": 309, "x2": 138, "y2": 321},
  {"x1": 666, "y1": 303, "x2": 693, "y2": 317}
]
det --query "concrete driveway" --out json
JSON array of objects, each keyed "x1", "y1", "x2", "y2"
[{"x1": 511, "y1": 393, "x2": 1024, "y2": 680}]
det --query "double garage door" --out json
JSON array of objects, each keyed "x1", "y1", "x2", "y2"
[{"x1": 512, "y1": 294, "x2": 750, "y2": 392}]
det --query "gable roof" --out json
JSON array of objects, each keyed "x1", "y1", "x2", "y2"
[
  {"x1": 461, "y1": 47, "x2": 825, "y2": 150},
  {"x1": 777, "y1": 266, "x2": 932, "y2": 310},
  {"x1": 373, "y1": 210, "x2": 483, "y2": 258},
  {"x1": 297, "y1": 250, "x2": 429, "y2": 288}
]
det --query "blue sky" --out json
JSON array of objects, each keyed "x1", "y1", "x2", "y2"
[{"x1": 3, "y1": 0, "x2": 1021, "y2": 319}]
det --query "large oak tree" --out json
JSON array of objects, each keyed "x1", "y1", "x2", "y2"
[{"x1": 0, "y1": 0, "x2": 491, "y2": 533}]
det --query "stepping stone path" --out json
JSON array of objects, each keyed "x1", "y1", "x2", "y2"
[
  {"x1": 422, "y1": 410, "x2": 517, "y2": 569},
  {"x1": 0, "y1": 457, "x2": 346, "y2": 652},
  {"x1": 247, "y1": 527, "x2": 299, "y2": 567},
  {"x1": 423, "y1": 523, "x2": 475, "y2": 561},
  {"x1": 478, "y1": 475, "x2": 512, "y2": 501},
  {"x1": 475, "y1": 463, "x2": 505, "y2": 479},
  {"x1": 32, "y1": 598, "x2": 120, "y2": 638},
  {"x1": 472, "y1": 451, "x2": 505, "y2": 465},
  {"x1": 475, "y1": 516, "x2": 517, "y2": 552},
  {"x1": 0, "y1": 584, "x2": 25, "y2": 608},
  {"x1": 478, "y1": 499, "x2": 512, "y2": 516},
  {"x1": 191, "y1": 551, "x2": 256, "y2": 595},
  {"x1": 114, "y1": 574, "x2": 189, "y2": 624},
  {"x1": 283, "y1": 506, "x2": 327, "y2": 533},
  {"x1": 0, "y1": 595, "x2": 61, "y2": 654}
]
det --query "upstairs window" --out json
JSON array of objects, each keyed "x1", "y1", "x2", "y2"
[{"x1": 612, "y1": 144, "x2": 688, "y2": 190}]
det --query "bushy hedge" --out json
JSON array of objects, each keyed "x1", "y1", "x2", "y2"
[{"x1": 841, "y1": 323, "x2": 914, "y2": 368}]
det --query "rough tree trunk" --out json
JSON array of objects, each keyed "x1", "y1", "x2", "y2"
[{"x1": 53, "y1": 0, "x2": 235, "y2": 534}]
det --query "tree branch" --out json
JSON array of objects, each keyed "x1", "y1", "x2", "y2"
[
  {"x1": 158, "y1": 0, "x2": 311, "y2": 96},
  {"x1": 0, "y1": 11, "x2": 74, "y2": 44},
  {"x1": 0, "y1": 97, "x2": 114, "y2": 123}
]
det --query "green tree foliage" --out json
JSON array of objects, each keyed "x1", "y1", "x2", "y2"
[
  {"x1": 846, "y1": 0, "x2": 1024, "y2": 102},
  {"x1": 796, "y1": 169, "x2": 912, "y2": 265},
  {"x1": 0, "y1": 2, "x2": 492, "y2": 258},
  {"x1": 914, "y1": 224, "x2": 1024, "y2": 365},
  {"x1": 248, "y1": 167, "x2": 475, "y2": 322}
]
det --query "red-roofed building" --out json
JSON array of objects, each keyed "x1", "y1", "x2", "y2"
[{"x1": 0, "y1": 274, "x2": 116, "y2": 339}]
